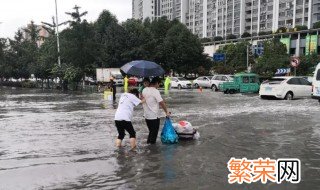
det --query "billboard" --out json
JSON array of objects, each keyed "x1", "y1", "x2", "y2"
[
  {"x1": 280, "y1": 38, "x2": 290, "y2": 54},
  {"x1": 305, "y1": 35, "x2": 318, "y2": 55}
]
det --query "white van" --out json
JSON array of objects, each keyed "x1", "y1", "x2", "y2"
[{"x1": 312, "y1": 63, "x2": 320, "y2": 102}]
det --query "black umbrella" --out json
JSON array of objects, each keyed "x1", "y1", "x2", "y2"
[{"x1": 120, "y1": 60, "x2": 165, "y2": 77}]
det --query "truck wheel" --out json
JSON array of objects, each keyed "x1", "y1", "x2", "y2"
[
  {"x1": 224, "y1": 89, "x2": 229, "y2": 94},
  {"x1": 194, "y1": 83, "x2": 199, "y2": 88},
  {"x1": 211, "y1": 84, "x2": 217, "y2": 91},
  {"x1": 178, "y1": 84, "x2": 182, "y2": 90}
]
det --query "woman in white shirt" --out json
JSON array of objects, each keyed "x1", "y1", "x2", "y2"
[{"x1": 114, "y1": 89, "x2": 143, "y2": 149}]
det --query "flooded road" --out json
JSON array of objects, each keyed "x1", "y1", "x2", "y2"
[{"x1": 0, "y1": 86, "x2": 320, "y2": 190}]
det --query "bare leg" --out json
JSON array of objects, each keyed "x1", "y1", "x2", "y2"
[
  {"x1": 130, "y1": 138, "x2": 136, "y2": 149},
  {"x1": 116, "y1": 139, "x2": 122, "y2": 147}
]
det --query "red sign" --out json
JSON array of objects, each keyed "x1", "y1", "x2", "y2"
[{"x1": 291, "y1": 57, "x2": 300, "y2": 68}]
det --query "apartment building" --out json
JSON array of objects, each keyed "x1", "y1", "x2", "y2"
[
  {"x1": 22, "y1": 24, "x2": 50, "y2": 47},
  {"x1": 132, "y1": 0, "x2": 161, "y2": 20},
  {"x1": 132, "y1": 0, "x2": 320, "y2": 38}
]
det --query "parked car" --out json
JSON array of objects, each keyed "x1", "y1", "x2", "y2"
[
  {"x1": 170, "y1": 77, "x2": 192, "y2": 89},
  {"x1": 312, "y1": 63, "x2": 320, "y2": 102},
  {"x1": 219, "y1": 73, "x2": 260, "y2": 94},
  {"x1": 259, "y1": 76, "x2": 312, "y2": 100},
  {"x1": 193, "y1": 76, "x2": 213, "y2": 88},
  {"x1": 113, "y1": 74, "x2": 124, "y2": 86},
  {"x1": 210, "y1": 75, "x2": 234, "y2": 91}
]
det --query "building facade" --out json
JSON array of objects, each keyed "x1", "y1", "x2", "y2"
[
  {"x1": 22, "y1": 24, "x2": 50, "y2": 47},
  {"x1": 132, "y1": 0, "x2": 320, "y2": 38}
]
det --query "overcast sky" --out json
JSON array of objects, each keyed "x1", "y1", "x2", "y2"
[{"x1": 0, "y1": 0, "x2": 132, "y2": 38}]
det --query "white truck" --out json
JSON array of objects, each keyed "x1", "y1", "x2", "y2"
[{"x1": 96, "y1": 68, "x2": 123, "y2": 86}]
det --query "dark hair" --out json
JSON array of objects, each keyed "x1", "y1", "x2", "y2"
[
  {"x1": 129, "y1": 89, "x2": 139, "y2": 97},
  {"x1": 150, "y1": 77, "x2": 160, "y2": 84},
  {"x1": 143, "y1": 77, "x2": 150, "y2": 83}
]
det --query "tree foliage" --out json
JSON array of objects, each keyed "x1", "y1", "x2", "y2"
[
  {"x1": 313, "y1": 21, "x2": 320, "y2": 29},
  {"x1": 0, "y1": 7, "x2": 212, "y2": 87},
  {"x1": 214, "y1": 41, "x2": 253, "y2": 74},
  {"x1": 241, "y1": 32, "x2": 251, "y2": 38},
  {"x1": 254, "y1": 39, "x2": 290, "y2": 77}
]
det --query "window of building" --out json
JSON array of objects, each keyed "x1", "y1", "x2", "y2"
[
  {"x1": 268, "y1": 6, "x2": 273, "y2": 11},
  {"x1": 279, "y1": 12, "x2": 285, "y2": 17},
  {"x1": 296, "y1": 9, "x2": 303, "y2": 14},
  {"x1": 267, "y1": 14, "x2": 272, "y2": 19}
]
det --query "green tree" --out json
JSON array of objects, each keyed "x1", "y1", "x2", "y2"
[
  {"x1": 297, "y1": 53, "x2": 320, "y2": 75},
  {"x1": 93, "y1": 10, "x2": 127, "y2": 68},
  {"x1": 163, "y1": 23, "x2": 211, "y2": 75},
  {"x1": 254, "y1": 39, "x2": 290, "y2": 77},
  {"x1": 121, "y1": 19, "x2": 153, "y2": 61},
  {"x1": 214, "y1": 41, "x2": 252, "y2": 74},
  {"x1": 34, "y1": 36, "x2": 58, "y2": 88},
  {"x1": 258, "y1": 31, "x2": 272, "y2": 36},
  {"x1": 295, "y1": 25, "x2": 308, "y2": 31},
  {"x1": 213, "y1": 36, "x2": 223, "y2": 41},
  {"x1": 7, "y1": 29, "x2": 35, "y2": 79},
  {"x1": 313, "y1": 21, "x2": 320, "y2": 29},
  {"x1": 241, "y1": 32, "x2": 251, "y2": 38},
  {"x1": 0, "y1": 38, "x2": 8, "y2": 80},
  {"x1": 226, "y1": 34, "x2": 237, "y2": 40},
  {"x1": 60, "y1": 6, "x2": 96, "y2": 84}
]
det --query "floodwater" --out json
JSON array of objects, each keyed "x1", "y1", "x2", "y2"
[{"x1": 0, "y1": 86, "x2": 320, "y2": 190}]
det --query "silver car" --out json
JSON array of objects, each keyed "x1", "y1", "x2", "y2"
[{"x1": 193, "y1": 76, "x2": 213, "y2": 88}]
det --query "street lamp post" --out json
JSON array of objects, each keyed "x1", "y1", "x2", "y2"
[{"x1": 55, "y1": 0, "x2": 61, "y2": 66}]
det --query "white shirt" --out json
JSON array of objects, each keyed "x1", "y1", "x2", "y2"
[
  {"x1": 114, "y1": 93, "x2": 141, "y2": 121},
  {"x1": 142, "y1": 87, "x2": 163, "y2": 119}
]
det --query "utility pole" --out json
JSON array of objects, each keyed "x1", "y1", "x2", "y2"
[
  {"x1": 247, "y1": 45, "x2": 249, "y2": 72},
  {"x1": 55, "y1": 0, "x2": 61, "y2": 66}
]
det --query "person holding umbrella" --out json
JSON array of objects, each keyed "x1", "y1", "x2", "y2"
[
  {"x1": 142, "y1": 77, "x2": 170, "y2": 144},
  {"x1": 120, "y1": 60, "x2": 169, "y2": 144}
]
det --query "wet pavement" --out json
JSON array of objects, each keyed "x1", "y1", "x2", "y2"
[{"x1": 0, "y1": 86, "x2": 320, "y2": 190}]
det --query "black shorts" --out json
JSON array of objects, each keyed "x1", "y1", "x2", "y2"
[{"x1": 115, "y1": 120, "x2": 136, "y2": 140}]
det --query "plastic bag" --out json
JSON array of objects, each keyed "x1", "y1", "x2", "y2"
[
  {"x1": 161, "y1": 118, "x2": 179, "y2": 144},
  {"x1": 173, "y1": 120, "x2": 200, "y2": 140},
  {"x1": 173, "y1": 121, "x2": 194, "y2": 134}
]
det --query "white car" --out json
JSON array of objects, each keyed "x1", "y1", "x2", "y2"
[
  {"x1": 210, "y1": 75, "x2": 234, "y2": 91},
  {"x1": 193, "y1": 76, "x2": 213, "y2": 88},
  {"x1": 259, "y1": 77, "x2": 312, "y2": 100},
  {"x1": 170, "y1": 77, "x2": 192, "y2": 89},
  {"x1": 312, "y1": 63, "x2": 320, "y2": 102}
]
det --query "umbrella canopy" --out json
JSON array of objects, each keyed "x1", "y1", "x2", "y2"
[{"x1": 120, "y1": 60, "x2": 165, "y2": 77}]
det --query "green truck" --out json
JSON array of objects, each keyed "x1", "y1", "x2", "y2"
[{"x1": 219, "y1": 73, "x2": 260, "y2": 94}]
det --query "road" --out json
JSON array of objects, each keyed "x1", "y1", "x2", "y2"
[{"x1": 0, "y1": 87, "x2": 319, "y2": 189}]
